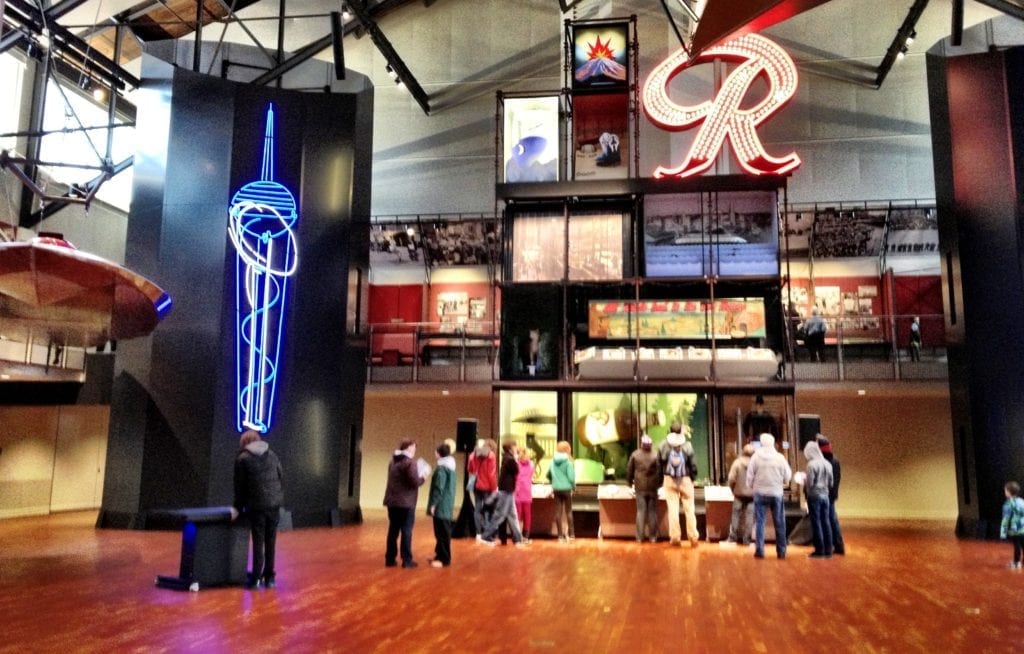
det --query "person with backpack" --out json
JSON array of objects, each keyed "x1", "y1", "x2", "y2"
[
  {"x1": 659, "y1": 422, "x2": 700, "y2": 547},
  {"x1": 1000, "y1": 480, "x2": 1024, "y2": 569}
]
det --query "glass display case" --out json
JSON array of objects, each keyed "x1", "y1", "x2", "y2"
[{"x1": 498, "y1": 390, "x2": 558, "y2": 482}]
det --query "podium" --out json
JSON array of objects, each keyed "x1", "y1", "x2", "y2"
[{"x1": 154, "y1": 507, "x2": 249, "y2": 591}]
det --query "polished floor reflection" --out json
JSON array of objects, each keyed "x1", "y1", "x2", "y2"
[{"x1": 0, "y1": 511, "x2": 1020, "y2": 653}]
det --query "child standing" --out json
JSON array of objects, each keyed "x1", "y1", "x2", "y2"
[
  {"x1": 547, "y1": 441, "x2": 576, "y2": 543},
  {"x1": 1000, "y1": 481, "x2": 1024, "y2": 569},
  {"x1": 516, "y1": 448, "x2": 535, "y2": 543},
  {"x1": 427, "y1": 443, "x2": 456, "y2": 568}
]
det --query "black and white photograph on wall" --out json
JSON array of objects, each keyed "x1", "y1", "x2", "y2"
[
  {"x1": 811, "y1": 208, "x2": 886, "y2": 258},
  {"x1": 643, "y1": 193, "x2": 705, "y2": 277},
  {"x1": 512, "y1": 213, "x2": 566, "y2": 282},
  {"x1": 420, "y1": 219, "x2": 500, "y2": 267},
  {"x1": 781, "y1": 211, "x2": 812, "y2": 258},
  {"x1": 370, "y1": 223, "x2": 421, "y2": 265},
  {"x1": 568, "y1": 212, "x2": 624, "y2": 280},
  {"x1": 886, "y1": 207, "x2": 938, "y2": 255}
]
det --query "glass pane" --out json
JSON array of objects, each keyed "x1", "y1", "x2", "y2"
[{"x1": 499, "y1": 390, "x2": 558, "y2": 482}]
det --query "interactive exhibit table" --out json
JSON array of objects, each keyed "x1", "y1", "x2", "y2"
[{"x1": 154, "y1": 507, "x2": 249, "y2": 591}]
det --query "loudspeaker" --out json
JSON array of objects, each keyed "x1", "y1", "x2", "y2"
[
  {"x1": 456, "y1": 418, "x2": 478, "y2": 453},
  {"x1": 798, "y1": 414, "x2": 821, "y2": 449}
]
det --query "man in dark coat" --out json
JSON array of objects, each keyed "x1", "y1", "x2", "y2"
[
  {"x1": 233, "y1": 429, "x2": 284, "y2": 588},
  {"x1": 383, "y1": 439, "x2": 428, "y2": 568}
]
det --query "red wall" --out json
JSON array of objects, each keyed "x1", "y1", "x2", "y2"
[{"x1": 368, "y1": 284, "x2": 423, "y2": 325}]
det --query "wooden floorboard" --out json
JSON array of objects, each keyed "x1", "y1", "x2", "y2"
[{"x1": 0, "y1": 510, "x2": 1022, "y2": 653}]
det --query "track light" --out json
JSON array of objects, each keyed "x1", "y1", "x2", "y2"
[
  {"x1": 896, "y1": 45, "x2": 907, "y2": 61},
  {"x1": 395, "y1": 78, "x2": 406, "y2": 91},
  {"x1": 905, "y1": 30, "x2": 916, "y2": 45},
  {"x1": 342, "y1": 3, "x2": 352, "y2": 21},
  {"x1": 92, "y1": 86, "x2": 107, "y2": 102},
  {"x1": 385, "y1": 64, "x2": 397, "y2": 80}
]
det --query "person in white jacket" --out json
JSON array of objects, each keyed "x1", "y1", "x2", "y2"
[{"x1": 746, "y1": 433, "x2": 792, "y2": 559}]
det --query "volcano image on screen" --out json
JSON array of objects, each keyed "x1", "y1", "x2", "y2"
[{"x1": 573, "y1": 25, "x2": 628, "y2": 89}]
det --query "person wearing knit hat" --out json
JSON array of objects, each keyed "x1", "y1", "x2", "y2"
[
  {"x1": 746, "y1": 432, "x2": 793, "y2": 559},
  {"x1": 726, "y1": 443, "x2": 757, "y2": 545},
  {"x1": 627, "y1": 434, "x2": 662, "y2": 543},
  {"x1": 816, "y1": 434, "x2": 845, "y2": 555}
]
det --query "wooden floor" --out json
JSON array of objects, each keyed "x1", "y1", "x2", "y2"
[{"x1": 0, "y1": 510, "x2": 1022, "y2": 653}]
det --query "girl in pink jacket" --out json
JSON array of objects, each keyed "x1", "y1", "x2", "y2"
[{"x1": 515, "y1": 449, "x2": 535, "y2": 543}]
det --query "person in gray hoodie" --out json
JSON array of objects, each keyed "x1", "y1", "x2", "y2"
[
  {"x1": 802, "y1": 439, "x2": 834, "y2": 558},
  {"x1": 233, "y1": 429, "x2": 284, "y2": 589},
  {"x1": 746, "y1": 433, "x2": 792, "y2": 559}
]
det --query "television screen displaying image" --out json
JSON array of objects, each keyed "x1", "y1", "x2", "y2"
[
  {"x1": 643, "y1": 193, "x2": 705, "y2": 278},
  {"x1": 714, "y1": 191, "x2": 779, "y2": 277},
  {"x1": 568, "y1": 212, "x2": 624, "y2": 281},
  {"x1": 572, "y1": 23, "x2": 629, "y2": 90},
  {"x1": 512, "y1": 213, "x2": 566, "y2": 281},
  {"x1": 644, "y1": 192, "x2": 778, "y2": 277},
  {"x1": 503, "y1": 96, "x2": 560, "y2": 183},
  {"x1": 572, "y1": 93, "x2": 628, "y2": 180}
]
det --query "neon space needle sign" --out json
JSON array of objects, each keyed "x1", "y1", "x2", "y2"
[{"x1": 227, "y1": 104, "x2": 299, "y2": 434}]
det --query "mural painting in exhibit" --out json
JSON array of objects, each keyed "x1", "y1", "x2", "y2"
[
  {"x1": 587, "y1": 298, "x2": 766, "y2": 341},
  {"x1": 502, "y1": 96, "x2": 560, "y2": 183},
  {"x1": 644, "y1": 191, "x2": 778, "y2": 278}
]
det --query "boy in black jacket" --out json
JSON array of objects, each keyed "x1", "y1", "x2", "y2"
[{"x1": 233, "y1": 429, "x2": 284, "y2": 588}]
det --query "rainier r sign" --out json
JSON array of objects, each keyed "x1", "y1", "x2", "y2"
[{"x1": 642, "y1": 33, "x2": 801, "y2": 179}]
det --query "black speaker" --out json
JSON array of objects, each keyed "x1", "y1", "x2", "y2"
[
  {"x1": 456, "y1": 418, "x2": 478, "y2": 453},
  {"x1": 798, "y1": 414, "x2": 821, "y2": 449}
]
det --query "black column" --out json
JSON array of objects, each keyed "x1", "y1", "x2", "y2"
[{"x1": 927, "y1": 47, "x2": 1024, "y2": 538}]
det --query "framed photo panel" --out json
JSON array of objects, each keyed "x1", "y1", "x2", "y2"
[
  {"x1": 572, "y1": 23, "x2": 629, "y2": 90},
  {"x1": 503, "y1": 96, "x2": 560, "y2": 183},
  {"x1": 572, "y1": 93, "x2": 628, "y2": 180}
]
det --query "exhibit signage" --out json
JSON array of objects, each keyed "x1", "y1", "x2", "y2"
[
  {"x1": 588, "y1": 298, "x2": 766, "y2": 340},
  {"x1": 642, "y1": 33, "x2": 801, "y2": 179}
]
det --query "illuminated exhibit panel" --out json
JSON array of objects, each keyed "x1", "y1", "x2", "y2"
[
  {"x1": 511, "y1": 212, "x2": 565, "y2": 282},
  {"x1": 502, "y1": 96, "x2": 560, "y2": 183},
  {"x1": 498, "y1": 390, "x2": 558, "y2": 482},
  {"x1": 642, "y1": 33, "x2": 800, "y2": 179},
  {"x1": 644, "y1": 191, "x2": 779, "y2": 278},
  {"x1": 574, "y1": 346, "x2": 778, "y2": 380},
  {"x1": 587, "y1": 298, "x2": 767, "y2": 340},
  {"x1": 228, "y1": 104, "x2": 299, "y2": 434},
  {"x1": 571, "y1": 391, "x2": 710, "y2": 485},
  {"x1": 567, "y1": 212, "x2": 625, "y2": 281}
]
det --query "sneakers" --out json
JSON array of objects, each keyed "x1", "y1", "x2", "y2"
[
  {"x1": 514, "y1": 541, "x2": 530, "y2": 548},
  {"x1": 809, "y1": 552, "x2": 830, "y2": 559},
  {"x1": 479, "y1": 538, "x2": 496, "y2": 547},
  {"x1": 1008, "y1": 562, "x2": 1022, "y2": 570},
  {"x1": 402, "y1": 561, "x2": 418, "y2": 569},
  {"x1": 430, "y1": 560, "x2": 444, "y2": 568},
  {"x1": 263, "y1": 576, "x2": 276, "y2": 589}
]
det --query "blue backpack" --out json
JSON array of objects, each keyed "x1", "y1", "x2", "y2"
[{"x1": 665, "y1": 446, "x2": 687, "y2": 478}]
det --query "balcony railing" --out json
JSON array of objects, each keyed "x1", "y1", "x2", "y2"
[{"x1": 366, "y1": 314, "x2": 947, "y2": 384}]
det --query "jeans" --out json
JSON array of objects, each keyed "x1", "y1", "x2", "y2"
[
  {"x1": 432, "y1": 516, "x2": 453, "y2": 566},
  {"x1": 807, "y1": 495, "x2": 833, "y2": 555},
  {"x1": 249, "y1": 507, "x2": 280, "y2": 582},
  {"x1": 482, "y1": 490, "x2": 523, "y2": 543},
  {"x1": 472, "y1": 488, "x2": 496, "y2": 534},
  {"x1": 753, "y1": 493, "x2": 787, "y2": 558},
  {"x1": 728, "y1": 496, "x2": 754, "y2": 544},
  {"x1": 829, "y1": 500, "x2": 845, "y2": 553},
  {"x1": 554, "y1": 490, "x2": 574, "y2": 538},
  {"x1": 385, "y1": 506, "x2": 415, "y2": 565},
  {"x1": 635, "y1": 493, "x2": 658, "y2": 541}
]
